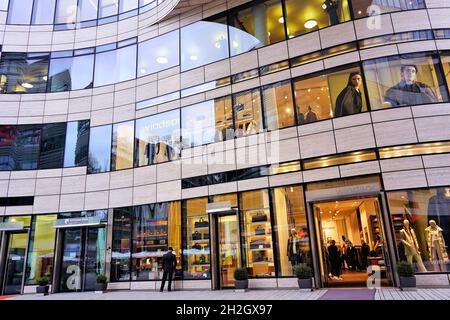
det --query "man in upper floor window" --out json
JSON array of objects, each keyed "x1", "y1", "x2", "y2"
[{"x1": 384, "y1": 64, "x2": 438, "y2": 107}]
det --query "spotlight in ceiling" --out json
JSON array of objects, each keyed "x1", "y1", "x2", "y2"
[
  {"x1": 156, "y1": 56, "x2": 168, "y2": 64},
  {"x1": 42, "y1": 76, "x2": 47, "y2": 81},
  {"x1": 189, "y1": 55, "x2": 198, "y2": 61},
  {"x1": 304, "y1": 19, "x2": 318, "y2": 29},
  {"x1": 21, "y1": 82, "x2": 33, "y2": 89},
  {"x1": 278, "y1": 16, "x2": 284, "y2": 24}
]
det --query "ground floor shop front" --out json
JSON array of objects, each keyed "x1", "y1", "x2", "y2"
[{"x1": 1, "y1": 175, "x2": 450, "y2": 295}]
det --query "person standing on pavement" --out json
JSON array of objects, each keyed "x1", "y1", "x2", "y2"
[{"x1": 160, "y1": 247, "x2": 177, "y2": 292}]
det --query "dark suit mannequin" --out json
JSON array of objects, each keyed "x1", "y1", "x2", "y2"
[{"x1": 160, "y1": 247, "x2": 177, "y2": 292}]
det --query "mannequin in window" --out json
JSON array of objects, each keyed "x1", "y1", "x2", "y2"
[
  {"x1": 384, "y1": 64, "x2": 438, "y2": 107},
  {"x1": 153, "y1": 142, "x2": 168, "y2": 164},
  {"x1": 305, "y1": 106, "x2": 319, "y2": 123},
  {"x1": 334, "y1": 72, "x2": 363, "y2": 117},
  {"x1": 425, "y1": 220, "x2": 449, "y2": 272},
  {"x1": 322, "y1": 0, "x2": 340, "y2": 26},
  {"x1": 400, "y1": 219, "x2": 427, "y2": 272},
  {"x1": 340, "y1": 235, "x2": 350, "y2": 270},
  {"x1": 427, "y1": 187, "x2": 450, "y2": 251},
  {"x1": 246, "y1": 119, "x2": 258, "y2": 136},
  {"x1": 287, "y1": 228, "x2": 301, "y2": 267}
]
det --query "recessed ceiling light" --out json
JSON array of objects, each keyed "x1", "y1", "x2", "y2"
[
  {"x1": 232, "y1": 40, "x2": 239, "y2": 48},
  {"x1": 190, "y1": 55, "x2": 198, "y2": 61},
  {"x1": 21, "y1": 82, "x2": 33, "y2": 89},
  {"x1": 156, "y1": 56, "x2": 168, "y2": 64},
  {"x1": 278, "y1": 16, "x2": 284, "y2": 24},
  {"x1": 304, "y1": 19, "x2": 318, "y2": 29},
  {"x1": 140, "y1": 68, "x2": 146, "y2": 74},
  {"x1": 42, "y1": 76, "x2": 47, "y2": 81},
  {"x1": 215, "y1": 42, "x2": 221, "y2": 49},
  {"x1": 357, "y1": 10, "x2": 362, "y2": 15},
  {"x1": 288, "y1": 35, "x2": 294, "y2": 39}
]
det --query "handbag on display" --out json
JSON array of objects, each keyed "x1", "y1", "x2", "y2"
[
  {"x1": 255, "y1": 225, "x2": 265, "y2": 236},
  {"x1": 199, "y1": 255, "x2": 206, "y2": 265},
  {"x1": 249, "y1": 240, "x2": 265, "y2": 250},
  {"x1": 251, "y1": 211, "x2": 267, "y2": 223},
  {"x1": 203, "y1": 233, "x2": 209, "y2": 240},
  {"x1": 192, "y1": 243, "x2": 202, "y2": 250},
  {"x1": 252, "y1": 251, "x2": 266, "y2": 263},
  {"x1": 194, "y1": 218, "x2": 208, "y2": 228},
  {"x1": 192, "y1": 231, "x2": 202, "y2": 240}
]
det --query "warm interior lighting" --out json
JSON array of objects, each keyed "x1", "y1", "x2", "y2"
[
  {"x1": 304, "y1": 19, "x2": 318, "y2": 29},
  {"x1": 21, "y1": 82, "x2": 33, "y2": 89},
  {"x1": 156, "y1": 56, "x2": 168, "y2": 64},
  {"x1": 278, "y1": 16, "x2": 284, "y2": 24}
]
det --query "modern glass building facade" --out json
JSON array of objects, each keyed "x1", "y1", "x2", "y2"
[{"x1": 1, "y1": 0, "x2": 450, "y2": 295}]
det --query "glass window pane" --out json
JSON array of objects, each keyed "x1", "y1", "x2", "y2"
[
  {"x1": 233, "y1": 89, "x2": 263, "y2": 138},
  {"x1": 183, "y1": 197, "x2": 210, "y2": 279},
  {"x1": 111, "y1": 208, "x2": 132, "y2": 281},
  {"x1": 240, "y1": 189, "x2": 275, "y2": 277},
  {"x1": 135, "y1": 109, "x2": 181, "y2": 167},
  {"x1": 0, "y1": 0, "x2": 9, "y2": 11},
  {"x1": 120, "y1": 0, "x2": 138, "y2": 13},
  {"x1": 229, "y1": 0, "x2": 284, "y2": 56},
  {"x1": 64, "y1": 120, "x2": 90, "y2": 168},
  {"x1": 441, "y1": 52, "x2": 450, "y2": 94},
  {"x1": 181, "y1": 97, "x2": 233, "y2": 148},
  {"x1": 32, "y1": 0, "x2": 56, "y2": 24},
  {"x1": 25, "y1": 215, "x2": 57, "y2": 285},
  {"x1": 261, "y1": 81, "x2": 295, "y2": 130},
  {"x1": 88, "y1": 125, "x2": 112, "y2": 173},
  {"x1": 0, "y1": 52, "x2": 49, "y2": 94},
  {"x1": 39, "y1": 123, "x2": 66, "y2": 169},
  {"x1": 48, "y1": 54, "x2": 94, "y2": 92},
  {"x1": 55, "y1": 0, "x2": 78, "y2": 24},
  {"x1": 272, "y1": 186, "x2": 311, "y2": 276},
  {"x1": 285, "y1": 0, "x2": 351, "y2": 38},
  {"x1": 99, "y1": 0, "x2": 118, "y2": 18},
  {"x1": 387, "y1": 187, "x2": 450, "y2": 273},
  {"x1": 181, "y1": 21, "x2": 229, "y2": 71},
  {"x1": 7, "y1": 0, "x2": 33, "y2": 24},
  {"x1": 138, "y1": 30, "x2": 179, "y2": 76},
  {"x1": 94, "y1": 44, "x2": 137, "y2": 86},
  {"x1": 78, "y1": 0, "x2": 99, "y2": 22},
  {"x1": 15, "y1": 125, "x2": 42, "y2": 170},
  {"x1": 351, "y1": 0, "x2": 425, "y2": 18},
  {"x1": 0, "y1": 125, "x2": 17, "y2": 171},
  {"x1": 131, "y1": 202, "x2": 181, "y2": 281},
  {"x1": 111, "y1": 120, "x2": 134, "y2": 171},
  {"x1": 363, "y1": 52, "x2": 449, "y2": 109},
  {"x1": 294, "y1": 66, "x2": 366, "y2": 124}
]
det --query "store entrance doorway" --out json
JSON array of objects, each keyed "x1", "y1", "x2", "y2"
[
  {"x1": 216, "y1": 215, "x2": 241, "y2": 288},
  {"x1": 313, "y1": 196, "x2": 393, "y2": 288},
  {"x1": 55, "y1": 227, "x2": 106, "y2": 292},
  {"x1": 0, "y1": 230, "x2": 29, "y2": 295}
]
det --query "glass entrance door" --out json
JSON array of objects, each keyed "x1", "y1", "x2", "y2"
[
  {"x1": 217, "y1": 215, "x2": 241, "y2": 288},
  {"x1": 1, "y1": 232, "x2": 28, "y2": 295},
  {"x1": 59, "y1": 227, "x2": 106, "y2": 292}
]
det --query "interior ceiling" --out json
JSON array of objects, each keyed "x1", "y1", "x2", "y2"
[{"x1": 315, "y1": 199, "x2": 365, "y2": 220}]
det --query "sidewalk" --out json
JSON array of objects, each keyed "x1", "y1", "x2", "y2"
[{"x1": 3, "y1": 288, "x2": 450, "y2": 300}]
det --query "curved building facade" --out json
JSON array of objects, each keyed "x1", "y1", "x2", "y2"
[{"x1": 1, "y1": 0, "x2": 450, "y2": 295}]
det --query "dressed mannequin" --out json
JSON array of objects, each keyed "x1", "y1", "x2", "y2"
[
  {"x1": 400, "y1": 219, "x2": 427, "y2": 272},
  {"x1": 425, "y1": 220, "x2": 449, "y2": 272},
  {"x1": 246, "y1": 120, "x2": 258, "y2": 136},
  {"x1": 427, "y1": 187, "x2": 450, "y2": 250},
  {"x1": 287, "y1": 228, "x2": 301, "y2": 267},
  {"x1": 153, "y1": 142, "x2": 168, "y2": 163}
]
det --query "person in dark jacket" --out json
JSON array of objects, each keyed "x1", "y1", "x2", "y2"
[
  {"x1": 160, "y1": 247, "x2": 177, "y2": 292},
  {"x1": 334, "y1": 72, "x2": 363, "y2": 117},
  {"x1": 328, "y1": 240, "x2": 342, "y2": 279},
  {"x1": 384, "y1": 64, "x2": 438, "y2": 107},
  {"x1": 361, "y1": 240, "x2": 370, "y2": 271}
]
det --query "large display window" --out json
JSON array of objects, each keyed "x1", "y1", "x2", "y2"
[
  {"x1": 387, "y1": 187, "x2": 450, "y2": 273},
  {"x1": 293, "y1": 65, "x2": 367, "y2": 124},
  {"x1": 63, "y1": 120, "x2": 90, "y2": 168},
  {"x1": 233, "y1": 89, "x2": 263, "y2": 138},
  {"x1": 181, "y1": 97, "x2": 233, "y2": 148},
  {"x1": 261, "y1": 81, "x2": 296, "y2": 130},
  {"x1": 134, "y1": 109, "x2": 181, "y2": 167},
  {"x1": 441, "y1": 51, "x2": 450, "y2": 95},
  {"x1": 25, "y1": 214, "x2": 57, "y2": 285},
  {"x1": 94, "y1": 44, "x2": 137, "y2": 86},
  {"x1": 131, "y1": 202, "x2": 182, "y2": 281},
  {"x1": 350, "y1": 0, "x2": 425, "y2": 19},
  {"x1": 48, "y1": 54, "x2": 94, "y2": 92},
  {"x1": 239, "y1": 189, "x2": 275, "y2": 277},
  {"x1": 272, "y1": 186, "x2": 311, "y2": 276},
  {"x1": 88, "y1": 124, "x2": 112, "y2": 174},
  {"x1": 39, "y1": 123, "x2": 66, "y2": 169},
  {"x1": 363, "y1": 52, "x2": 449, "y2": 109},
  {"x1": 183, "y1": 198, "x2": 211, "y2": 279},
  {"x1": 111, "y1": 120, "x2": 135, "y2": 171},
  {"x1": 111, "y1": 208, "x2": 132, "y2": 281}
]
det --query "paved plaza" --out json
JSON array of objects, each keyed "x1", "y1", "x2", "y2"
[{"x1": 2, "y1": 288, "x2": 449, "y2": 301}]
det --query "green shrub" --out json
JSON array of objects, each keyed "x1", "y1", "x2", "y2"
[
  {"x1": 234, "y1": 268, "x2": 248, "y2": 281},
  {"x1": 293, "y1": 264, "x2": 313, "y2": 279},
  {"x1": 38, "y1": 276, "x2": 49, "y2": 286},
  {"x1": 96, "y1": 274, "x2": 108, "y2": 283},
  {"x1": 397, "y1": 261, "x2": 415, "y2": 277}
]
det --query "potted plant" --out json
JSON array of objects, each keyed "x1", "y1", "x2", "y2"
[
  {"x1": 397, "y1": 261, "x2": 416, "y2": 290},
  {"x1": 95, "y1": 274, "x2": 108, "y2": 293},
  {"x1": 36, "y1": 276, "x2": 50, "y2": 295},
  {"x1": 293, "y1": 264, "x2": 313, "y2": 291},
  {"x1": 234, "y1": 268, "x2": 249, "y2": 291}
]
